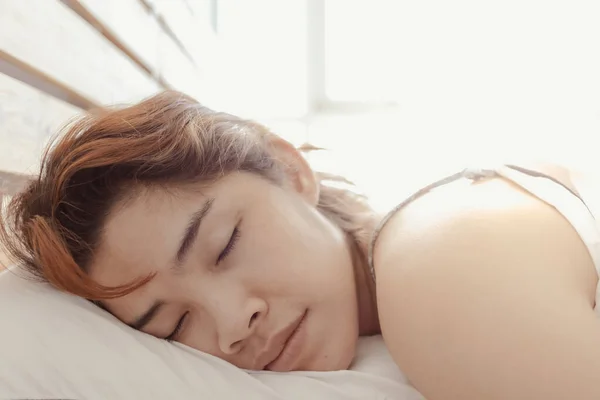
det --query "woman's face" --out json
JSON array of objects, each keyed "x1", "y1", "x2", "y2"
[{"x1": 89, "y1": 169, "x2": 360, "y2": 372}]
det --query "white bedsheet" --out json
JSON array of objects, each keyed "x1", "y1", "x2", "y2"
[{"x1": 0, "y1": 268, "x2": 424, "y2": 399}]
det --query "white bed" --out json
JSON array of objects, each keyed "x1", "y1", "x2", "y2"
[{"x1": 0, "y1": 267, "x2": 424, "y2": 399}]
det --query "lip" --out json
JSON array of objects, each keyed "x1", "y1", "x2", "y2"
[{"x1": 264, "y1": 310, "x2": 308, "y2": 371}]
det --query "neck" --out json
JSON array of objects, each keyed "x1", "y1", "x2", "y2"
[{"x1": 349, "y1": 238, "x2": 380, "y2": 336}]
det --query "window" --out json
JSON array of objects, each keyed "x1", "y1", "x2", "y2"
[{"x1": 324, "y1": 0, "x2": 401, "y2": 103}]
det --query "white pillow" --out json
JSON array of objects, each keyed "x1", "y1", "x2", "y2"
[{"x1": 0, "y1": 268, "x2": 424, "y2": 400}]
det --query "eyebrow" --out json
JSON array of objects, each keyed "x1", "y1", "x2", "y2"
[
  {"x1": 174, "y1": 198, "x2": 215, "y2": 268},
  {"x1": 128, "y1": 300, "x2": 164, "y2": 331},
  {"x1": 122, "y1": 199, "x2": 215, "y2": 332}
]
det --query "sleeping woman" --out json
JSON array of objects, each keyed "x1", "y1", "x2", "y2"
[{"x1": 3, "y1": 91, "x2": 600, "y2": 400}]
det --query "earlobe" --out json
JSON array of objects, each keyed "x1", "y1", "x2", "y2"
[{"x1": 268, "y1": 137, "x2": 320, "y2": 206}]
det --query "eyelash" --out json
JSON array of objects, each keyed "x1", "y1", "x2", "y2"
[
  {"x1": 217, "y1": 225, "x2": 241, "y2": 264},
  {"x1": 166, "y1": 311, "x2": 189, "y2": 342},
  {"x1": 165, "y1": 225, "x2": 240, "y2": 342}
]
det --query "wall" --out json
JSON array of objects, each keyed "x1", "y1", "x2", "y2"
[
  {"x1": 309, "y1": 0, "x2": 600, "y2": 212},
  {"x1": 0, "y1": 0, "x2": 219, "y2": 267}
]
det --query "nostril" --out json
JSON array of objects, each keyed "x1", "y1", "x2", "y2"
[
  {"x1": 249, "y1": 312, "x2": 259, "y2": 328},
  {"x1": 231, "y1": 340, "x2": 242, "y2": 352}
]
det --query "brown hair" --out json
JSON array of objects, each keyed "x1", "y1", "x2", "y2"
[{"x1": 0, "y1": 91, "x2": 375, "y2": 300}]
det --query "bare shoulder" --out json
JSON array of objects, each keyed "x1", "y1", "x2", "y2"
[
  {"x1": 373, "y1": 176, "x2": 596, "y2": 297},
  {"x1": 373, "y1": 175, "x2": 600, "y2": 400}
]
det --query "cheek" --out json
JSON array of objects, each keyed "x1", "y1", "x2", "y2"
[
  {"x1": 236, "y1": 235, "x2": 330, "y2": 296},
  {"x1": 180, "y1": 316, "x2": 219, "y2": 355},
  {"x1": 240, "y1": 199, "x2": 354, "y2": 297},
  {"x1": 245, "y1": 245, "x2": 355, "y2": 308}
]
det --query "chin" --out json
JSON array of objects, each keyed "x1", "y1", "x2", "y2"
[
  {"x1": 304, "y1": 334, "x2": 358, "y2": 372},
  {"x1": 307, "y1": 349, "x2": 356, "y2": 372},
  {"x1": 328, "y1": 351, "x2": 356, "y2": 371}
]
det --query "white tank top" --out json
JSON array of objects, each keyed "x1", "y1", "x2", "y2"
[{"x1": 368, "y1": 164, "x2": 600, "y2": 315}]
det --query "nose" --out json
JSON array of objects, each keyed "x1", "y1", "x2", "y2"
[{"x1": 216, "y1": 297, "x2": 267, "y2": 355}]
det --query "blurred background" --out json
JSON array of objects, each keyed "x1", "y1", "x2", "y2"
[{"x1": 1, "y1": 0, "x2": 600, "y2": 216}]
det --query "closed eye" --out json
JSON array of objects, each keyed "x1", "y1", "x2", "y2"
[
  {"x1": 217, "y1": 225, "x2": 241, "y2": 264},
  {"x1": 165, "y1": 311, "x2": 188, "y2": 342}
]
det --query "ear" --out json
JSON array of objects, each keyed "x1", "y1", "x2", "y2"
[{"x1": 268, "y1": 137, "x2": 320, "y2": 206}]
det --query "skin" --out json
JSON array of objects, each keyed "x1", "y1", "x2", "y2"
[
  {"x1": 89, "y1": 132, "x2": 600, "y2": 398},
  {"x1": 89, "y1": 139, "x2": 379, "y2": 372},
  {"x1": 374, "y1": 171, "x2": 600, "y2": 399}
]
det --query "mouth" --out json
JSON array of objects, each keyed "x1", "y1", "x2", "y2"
[{"x1": 265, "y1": 309, "x2": 308, "y2": 372}]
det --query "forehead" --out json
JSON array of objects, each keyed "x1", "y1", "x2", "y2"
[
  {"x1": 88, "y1": 173, "x2": 277, "y2": 285},
  {"x1": 89, "y1": 185, "x2": 207, "y2": 285}
]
